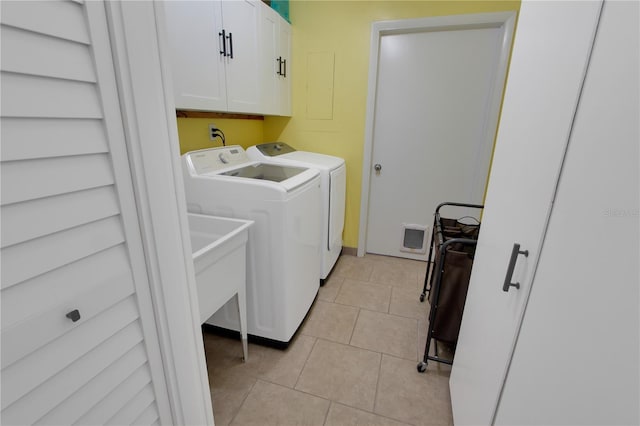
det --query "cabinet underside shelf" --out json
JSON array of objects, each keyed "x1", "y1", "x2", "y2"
[{"x1": 176, "y1": 110, "x2": 265, "y2": 120}]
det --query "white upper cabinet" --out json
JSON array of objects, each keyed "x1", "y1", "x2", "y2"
[
  {"x1": 221, "y1": 0, "x2": 261, "y2": 113},
  {"x1": 164, "y1": 1, "x2": 227, "y2": 111},
  {"x1": 164, "y1": 0, "x2": 290, "y2": 116},
  {"x1": 260, "y1": 4, "x2": 292, "y2": 116},
  {"x1": 277, "y1": 12, "x2": 292, "y2": 116},
  {"x1": 164, "y1": 0, "x2": 262, "y2": 114}
]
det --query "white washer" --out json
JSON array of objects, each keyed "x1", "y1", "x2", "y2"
[
  {"x1": 247, "y1": 143, "x2": 346, "y2": 280},
  {"x1": 182, "y1": 146, "x2": 321, "y2": 344}
]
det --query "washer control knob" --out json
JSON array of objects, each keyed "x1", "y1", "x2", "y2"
[{"x1": 218, "y1": 152, "x2": 229, "y2": 164}]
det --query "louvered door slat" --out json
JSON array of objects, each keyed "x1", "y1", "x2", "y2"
[
  {"x1": 34, "y1": 342, "x2": 149, "y2": 426},
  {"x1": 1, "y1": 215, "x2": 125, "y2": 289},
  {"x1": 1, "y1": 186, "x2": 119, "y2": 248},
  {"x1": 0, "y1": 25, "x2": 96, "y2": 82},
  {"x1": 0, "y1": 0, "x2": 90, "y2": 44},
  {"x1": 106, "y1": 384, "x2": 156, "y2": 426},
  {"x1": 75, "y1": 365, "x2": 153, "y2": 426},
  {"x1": 1, "y1": 73, "x2": 102, "y2": 118},
  {"x1": 0, "y1": 118, "x2": 108, "y2": 161},
  {"x1": 2, "y1": 321, "x2": 145, "y2": 426},
  {"x1": 133, "y1": 401, "x2": 160, "y2": 426},
  {"x1": 1, "y1": 267, "x2": 134, "y2": 369},
  {"x1": 1, "y1": 297, "x2": 140, "y2": 410},
  {"x1": 1, "y1": 154, "x2": 114, "y2": 206},
  {"x1": 1, "y1": 245, "x2": 130, "y2": 328}
]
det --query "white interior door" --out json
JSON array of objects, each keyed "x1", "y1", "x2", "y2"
[
  {"x1": 495, "y1": 1, "x2": 639, "y2": 423},
  {"x1": 449, "y1": 2, "x2": 603, "y2": 424},
  {"x1": 365, "y1": 22, "x2": 506, "y2": 260}
]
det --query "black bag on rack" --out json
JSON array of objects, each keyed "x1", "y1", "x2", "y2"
[{"x1": 428, "y1": 218, "x2": 480, "y2": 345}]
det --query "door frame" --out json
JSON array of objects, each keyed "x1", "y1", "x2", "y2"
[
  {"x1": 104, "y1": 2, "x2": 214, "y2": 425},
  {"x1": 357, "y1": 12, "x2": 517, "y2": 257}
]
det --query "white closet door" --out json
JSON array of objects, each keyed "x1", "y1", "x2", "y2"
[
  {"x1": 1, "y1": 1, "x2": 171, "y2": 424},
  {"x1": 448, "y1": 2, "x2": 602, "y2": 424},
  {"x1": 495, "y1": 1, "x2": 639, "y2": 423}
]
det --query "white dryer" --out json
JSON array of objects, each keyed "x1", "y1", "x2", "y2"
[
  {"x1": 182, "y1": 146, "x2": 321, "y2": 344},
  {"x1": 247, "y1": 143, "x2": 346, "y2": 281}
]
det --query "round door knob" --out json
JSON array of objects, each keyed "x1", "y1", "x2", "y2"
[{"x1": 374, "y1": 164, "x2": 382, "y2": 172}]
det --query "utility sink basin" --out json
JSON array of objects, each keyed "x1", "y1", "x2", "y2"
[{"x1": 188, "y1": 213, "x2": 253, "y2": 360}]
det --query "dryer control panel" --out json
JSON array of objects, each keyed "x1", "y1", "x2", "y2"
[{"x1": 186, "y1": 146, "x2": 250, "y2": 174}]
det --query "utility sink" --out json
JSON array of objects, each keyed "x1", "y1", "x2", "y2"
[{"x1": 188, "y1": 213, "x2": 253, "y2": 360}]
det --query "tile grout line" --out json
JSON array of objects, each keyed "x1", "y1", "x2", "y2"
[
  {"x1": 340, "y1": 276, "x2": 395, "y2": 289},
  {"x1": 330, "y1": 400, "x2": 421, "y2": 426},
  {"x1": 347, "y1": 307, "x2": 361, "y2": 345},
  {"x1": 293, "y1": 336, "x2": 319, "y2": 390},
  {"x1": 328, "y1": 286, "x2": 429, "y2": 321},
  {"x1": 226, "y1": 376, "x2": 258, "y2": 426},
  {"x1": 347, "y1": 307, "x2": 420, "y2": 362},
  {"x1": 357, "y1": 306, "x2": 425, "y2": 323},
  {"x1": 386, "y1": 286, "x2": 394, "y2": 314},
  {"x1": 372, "y1": 351, "x2": 384, "y2": 417},
  {"x1": 321, "y1": 401, "x2": 332, "y2": 425}
]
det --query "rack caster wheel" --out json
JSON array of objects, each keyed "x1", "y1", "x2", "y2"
[
  {"x1": 419, "y1": 293, "x2": 425, "y2": 302},
  {"x1": 417, "y1": 362, "x2": 427, "y2": 373}
]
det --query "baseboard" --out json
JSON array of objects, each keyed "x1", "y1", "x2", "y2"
[{"x1": 341, "y1": 246, "x2": 357, "y2": 256}]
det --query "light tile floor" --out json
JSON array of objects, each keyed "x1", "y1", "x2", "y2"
[{"x1": 203, "y1": 254, "x2": 454, "y2": 426}]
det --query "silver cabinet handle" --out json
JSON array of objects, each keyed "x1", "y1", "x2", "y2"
[{"x1": 503, "y1": 243, "x2": 529, "y2": 292}]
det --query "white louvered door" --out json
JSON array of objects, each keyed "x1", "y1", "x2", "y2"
[{"x1": 1, "y1": 1, "x2": 172, "y2": 425}]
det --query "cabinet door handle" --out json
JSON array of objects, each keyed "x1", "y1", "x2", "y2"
[
  {"x1": 219, "y1": 29, "x2": 227, "y2": 57},
  {"x1": 282, "y1": 58, "x2": 287, "y2": 77},
  {"x1": 502, "y1": 243, "x2": 529, "y2": 292},
  {"x1": 276, "y1": 57, "x2": 282, "y2": 76},
  {"x1": 66, "y1": 309, "x2": 81, "y2": 322},
  {"x1": 227, "y1": 32, "x2": 233, "y2": 58}
]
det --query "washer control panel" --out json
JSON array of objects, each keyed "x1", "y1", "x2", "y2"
[
  {"x1": 187, "y1": 146, "x2": 250, "y2": 174},
  {"x1": 256, "y1": 142, "x2": 296, "y2": 157}
]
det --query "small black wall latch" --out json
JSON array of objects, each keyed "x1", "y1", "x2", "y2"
[{"x1": 66, "y1": 309, "x2": 81, "y2": 322}]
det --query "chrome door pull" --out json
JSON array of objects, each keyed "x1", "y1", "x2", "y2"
[{"x1": 503, "y1": 243, "x2": 529, "y2": 292}]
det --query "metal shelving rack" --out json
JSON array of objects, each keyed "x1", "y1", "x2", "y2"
[{"x1": 417, "y1": 202, "x2": 483, "y2": 372}]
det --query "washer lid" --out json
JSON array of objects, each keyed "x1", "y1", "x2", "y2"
[
  {"x1": 278, "y1": 151, "x2": 345, "y2": 169},
  {"x1": 220, "y1": 163, "x2": 308, "y2": 182},
  {"x1": 256, "y1": 142, "x2": 296, "y2": 156}
]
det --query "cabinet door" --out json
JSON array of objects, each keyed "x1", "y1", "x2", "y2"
[
  {"x1": 277, "y1": 16, "x2": 292, "y2": 116},
  {"x1": 222, "y1": 0, "x2": 262, "y2": 113},
  {"x1": 164, "y1": 1, "x2": 227, "y2": 111},
  {"x1": 448, "y1": 2, "x2": 602, "y2": 425},
  {"x1": 494, "y1": 2, "x2": 639, "y2": 424},
  {"x1": 259, "y1": 3, "x2": 280, "y2": 115},
  {"x1": 259, "y1": 4, "x2": 292, "y2": 116}
]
